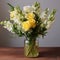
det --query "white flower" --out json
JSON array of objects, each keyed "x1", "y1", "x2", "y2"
[
  {"x1": 40, "y1": 11, "x2": 48, "y2": 22},
  {"x1": 12, "y1": 17, "x2": 21, "y2": 24},
  {"x1": 32, "y1": 5, "x2": 36, "y2": 10},
  {"x1": 10, "y1": 7, "x2": 22, "y2": 24},
  {"x1": 46, "y1": 21, "x2": 54, "y2": 29},
  {"x1": 3, "y1": 21, "x2": 13, "y2": 32},
  {"x1": 23, "y1": 6, "x2": 34, "y2": 12}
]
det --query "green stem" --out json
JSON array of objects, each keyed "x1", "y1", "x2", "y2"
[{"x1": 26, "y1": 40, "x2": 35, "y2": 56}]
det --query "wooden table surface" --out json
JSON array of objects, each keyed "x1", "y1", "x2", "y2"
[{"x1": 0, "y1": 47, "x2": 60, "y2": 60}]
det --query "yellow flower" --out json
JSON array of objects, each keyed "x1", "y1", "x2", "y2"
[
  {"x1": 22, "y1": 21, "x2": 31, "y2": 31},
  {"x1": 29, "y1": 19, "x2": 36, "y2": 28},
  {"x1": 26, "y1": 13, "x2": 35, "y2": 19},
  {"x1": 22, "y1": 18, "x2": 36, "y2": 31},
  {"x1": 25, "y1": 12, "x2": 36, "y2": 28}
]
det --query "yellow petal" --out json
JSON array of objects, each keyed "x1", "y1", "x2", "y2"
[
  {"x1": 22, "y1": 21, "x2": 31, "y2": 31},
  {"x1": 26, "y1": 13, "x2": 35, "y2": 19},
  {"x1": 29, "y1": 19, "x2": 36, "y2": 28}
]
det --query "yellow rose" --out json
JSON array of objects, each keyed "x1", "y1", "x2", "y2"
[
  {"x1": 22, "y1": 21, "x2": 31, "y2": 31},
  {"x1": 26, "y1": 13, "x2": 35, "y2": 19},
  {"x1": 29, "y1": 19, "x2": 36, "y2": 28}
]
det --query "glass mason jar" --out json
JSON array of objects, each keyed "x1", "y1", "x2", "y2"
[{"x1": 24, "y1": 38, "x2": 39, "y2": 57}]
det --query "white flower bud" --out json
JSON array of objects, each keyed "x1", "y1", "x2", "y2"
[
  {"x1": 46, "y1": 21, "x2": 54, "y2": 29},
  {"x1": 40, "y1": 11, "x2": 47, "y2": 22}
]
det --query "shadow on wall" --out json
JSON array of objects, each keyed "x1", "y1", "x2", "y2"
[
  {"x1": 0, "y1": 1, "x2": 11, "y2": 47},
  {"x1": 0, "y1": 26, "x2": 13, "y2": 47}
]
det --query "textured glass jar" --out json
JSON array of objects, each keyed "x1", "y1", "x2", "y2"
[{"x1": 24, "y1": 38, "x2": 39, "y2": 57}]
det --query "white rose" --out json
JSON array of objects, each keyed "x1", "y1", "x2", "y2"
[{"x1": 23, "y1": 6, "x2": 34, "y2": 12}]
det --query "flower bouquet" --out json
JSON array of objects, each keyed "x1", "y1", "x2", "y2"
[{"x1": 0, "y1": 2, "x2": 56, "y2": 57}]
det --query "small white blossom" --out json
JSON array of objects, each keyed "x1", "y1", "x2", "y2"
[
  {"x1": 32, "y1": 5, "x2": 36, "y2": 10},
  {"x1": 46, "y1": 21, "x2": 54, "y2": 29},
  {"x1": 10, "y1": 7, "x2": 21, "y2": 24},
  {"x1": 12, "y1": 17, "x2": 21, "y2": 24},
  {"x1": 3, "y1": 21, "x2": 13, "y2": 32},
  {"x1": 40, "y1": 11, "x2": 48, "y2": 22}
]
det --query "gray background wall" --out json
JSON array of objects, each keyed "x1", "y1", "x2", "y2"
[{"x1": 0, "y1": 0, "x2": 60, "y2": 47}]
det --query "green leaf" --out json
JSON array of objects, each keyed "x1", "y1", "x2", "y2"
[
  {"x1": 34, "y1": 2, "x2": 40, "y2": 7},
  {"x1": 33, "y1": 2, "x2": 40, "y2": 15},
  {"x1": 12, "y1": 24, "x2": 24, "y2": 37},
  {"x1": 51, "y1": 9, "x2": 56, "y2": 15},
  {"x1": 48, "y1": 9, "x2": 56, "y2": 21},
  {"x1": 45, "y1": 8, "x2": 49, "y2": 14},
  {"x1": 7, "y1": 3, "x2": 14, "y2": 11}
]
